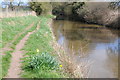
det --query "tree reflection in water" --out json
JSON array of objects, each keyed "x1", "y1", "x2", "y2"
[{"x1": 106, "y1": 46, "x2": 118, "y2": 77}]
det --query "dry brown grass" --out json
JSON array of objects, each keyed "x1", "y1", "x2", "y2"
[
  {"x1": 53, "y1": 43, "x2": 91, "y2": 78},
  {"x1": 47, "y1": 19, "x2": 91, "y2": 78},
  {"x1": 0, "y1": 11, "x2": 36, "y2": 18}
]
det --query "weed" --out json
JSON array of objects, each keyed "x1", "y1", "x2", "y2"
[{"x1": 22, "y1": 52, "x2": 59, "y2": 71}]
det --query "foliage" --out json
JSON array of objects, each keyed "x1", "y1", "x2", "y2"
[
  {"x1": 108, "y1": 2, "x2": 120, "y2": 10},
  {"x1": 52, "y1": 2, "x2": 85, "y2": 18},
  {"x1": 29, "y1": 2, "x2": 42, "y2": 16},
  {"x1": 29, "y1": 2, "x2": 51, "y2": 15},
  {"x1": 23, "y1": 53, "x2": 59, "y2": 71},
  {"x1": 29, "y1": 2, "x2": 85, "y2": 16},
  {"x1": 52, "y1": 5, "x2": 64, "y2": 16}
]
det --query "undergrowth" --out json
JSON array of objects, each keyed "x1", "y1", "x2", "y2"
[{"x1": 21, "y1": 15, "x2": 65, "y2": 78}]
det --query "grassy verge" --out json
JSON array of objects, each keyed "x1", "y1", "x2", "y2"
[
  {"x1": 1, "y1": 16, "x2": 40, "y2": 78},
  {"x1": 21, "y1": 15, "x2": 66, "y2": 78},
  {"x1": 1, "y1": 16, "x2": 39, "y2": 48},
  {"x1": 1, "y1": 51, "x2": 12, "y2": 77},
  {"x1": 22, "y1": 16, "x2": 53, "y2": 55},
  {"x1": 2, "y1": 14, "x2": 84, "y2": 78},
  {"x1": 10, "y1": 18, "x2": 39, "y2": 50}
]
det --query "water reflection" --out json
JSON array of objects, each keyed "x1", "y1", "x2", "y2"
[
  {"x1": 51, "y1": 20, "x2": 119, "y2": 78},
  {"x1": 106, "y1": 45, "x2": 118, "y2": 77}
]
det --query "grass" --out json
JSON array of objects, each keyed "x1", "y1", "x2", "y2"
[
  {"x1": 22, "y1": 16, "x2": 53, "y2": 54},
  {"x1": 1, "y1": 16, "x2": 40, "y2": 78},
  {"x1": 1, "y1": 14, "x2": 86, "y2": 78},
  {"x1": 1, "y1": 51, "x2": 12, "y2": 78},
  {"x1": 1, "y1": 16, "x2": 39, "y2": 48},
  {"x1": 21, "y1": 69, "x2": 63, "y2": 78},
  {"x1": 10, "y1": 19, "x2": 39, "y2": 50},
  {"x1": 21, "y1": 15, "x2": 65, "y2": 78},
  {"x1": 1, "y1": 15, "x2": 65, "y2": 78},
  {"x1": 21, "y1": 53, "x2": 63, "y2": 78},
  {"x1": 24, "y1": 18, "x2": 53, "y2": 54}
]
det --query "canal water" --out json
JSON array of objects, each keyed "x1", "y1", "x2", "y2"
[{"x1": 51, "y1": 20, "x2": 119, "y2": 78}]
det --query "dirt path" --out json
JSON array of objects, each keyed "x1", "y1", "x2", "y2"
[
  {"x1": 1, "y1": 23, "x2": 34, "y2": 55},
  {"x1": 6, "y1": 22, "x2": 40, "y2": 78}
]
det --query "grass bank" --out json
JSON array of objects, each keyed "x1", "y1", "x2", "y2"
[
  {"x1": 1, "y1": 16, "x2": 39, "y2": 48},
  {"x1": 1, "y1": 16, "x2": 40, "y2": 78},
  {"x1": 21, "y1": 15, "x2": 66, "y2": 78},
  {"x1": 1, "y1": 15, "x2": 87, "y2": 78}
]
